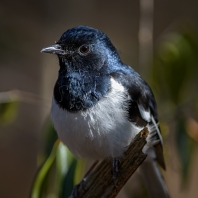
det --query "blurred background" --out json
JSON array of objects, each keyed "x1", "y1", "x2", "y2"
[{"x1": 1, "y1": 0, "x2": 198, "y2": 197}]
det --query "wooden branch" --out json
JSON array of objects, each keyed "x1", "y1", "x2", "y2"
[{"x1": 70, "y1": 127, "x2": 149, "y2": 198}]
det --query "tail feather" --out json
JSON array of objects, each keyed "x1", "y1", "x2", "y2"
[{"x1": 139, "y1": 153, "x2": 170, "y2": 198}]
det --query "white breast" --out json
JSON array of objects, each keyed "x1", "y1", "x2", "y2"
[{"x1": 51, "y1": 78, "x2": 142, "y2": 160}]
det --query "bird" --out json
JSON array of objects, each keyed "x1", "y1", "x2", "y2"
[{"x1": 41, "y1": 26, "x2": 169, "y2": 197}]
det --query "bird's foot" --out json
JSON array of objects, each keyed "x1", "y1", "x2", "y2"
[{"x1": 71, "y1": 177, "x2": 87, "y2": 198}]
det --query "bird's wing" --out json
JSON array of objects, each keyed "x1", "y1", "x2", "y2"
[{"x1": 110, "y1": 67, "x2": 166, "y2": 169}]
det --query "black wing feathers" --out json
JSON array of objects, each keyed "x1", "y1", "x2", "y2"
[
  {"x1": 111, "y1": 66, "x2": 166, "y2": 169},
  {"x1": 110, "y1": 67, "x2": 158, "y2": 123}
]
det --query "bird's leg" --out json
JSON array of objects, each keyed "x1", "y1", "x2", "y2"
[
  {"x1": 71, "y1": 160, "x2": 99, "y2": 197},
  {"x1": 111, "y1": 157, "x2": 121, "y2": 187}
]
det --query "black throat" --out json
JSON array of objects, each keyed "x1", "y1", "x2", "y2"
[{"x1": 53, "y1": 70, "x2": 110, "y2": 112}]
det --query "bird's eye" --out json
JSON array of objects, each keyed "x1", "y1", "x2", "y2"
[{"x1": 78, "y1": 44, "x2": 90, "y2": 55}]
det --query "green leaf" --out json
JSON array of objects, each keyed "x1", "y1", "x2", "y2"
[
  {"x1": 37, "y1": 119, "x2": 58, "y2": 166},
  {"x1": 56, "y1": 143, "x2": 77, "y2": 197},
  {"x1": 61, "y1": 159, "x2": 78, "y2": 198},
  {"x1": 151, "y1": 28, "x2": 198, "y2": 105},
  {"x1": 175, "y1": 116, "x2": 195, "y2": 188},
  {"x1": 0, "y1": 101, "x2": 18, "y2": 125},
  {"x1": 57, "y1": 144, "x2": 85, "y2": 198},
  {"x1": 73, "y1": 159, "x2": 86, "y2": 185},
  {"x1": 44, "y1": 119, "x2": 58, "y2": 157},
  {"x1": 30, "y1": 140, "x2": 59, "y2": 198}
]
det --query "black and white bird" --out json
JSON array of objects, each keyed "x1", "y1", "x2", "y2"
[{"x1": 41, "y1": 26, "x2": 169, "y2": 197}]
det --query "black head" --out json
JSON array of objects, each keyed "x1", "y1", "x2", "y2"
[
  {"x1": 41, "y1": 26, "x2": 121, "y2": 72},
  {"x1": 41, "y1": 26, "x2": 121, "y2": 111}
]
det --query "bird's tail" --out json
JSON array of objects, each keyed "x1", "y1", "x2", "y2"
[{"x1": 139, "y1": 152, "x2": 170, "y2": 198}]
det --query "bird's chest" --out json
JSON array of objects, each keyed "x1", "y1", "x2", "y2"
[
  {"x1": 54, "y1": 72, "x2": 109, "y2": 111},
  {"x1": 51, "y1": 79, "x2": 141, "y2": 159}
]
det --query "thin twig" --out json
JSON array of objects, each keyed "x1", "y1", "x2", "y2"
[{"x1": 0, "y1": 90, "x2": 51, "y2": 107}]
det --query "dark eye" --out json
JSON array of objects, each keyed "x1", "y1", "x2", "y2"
[{"x1": 78, "y1": 44, "x2": 90, "y2": 55}]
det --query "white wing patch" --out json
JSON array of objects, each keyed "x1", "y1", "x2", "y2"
[
  {"x1": 138, "y1": 104, "x2": 163, "y2": 153},
  {"x1": 138, "y1": 103, "x2": 163, "y2": 144},
  {"x1": 138, "y1": 103, "x2": 151, "y2": 122}
]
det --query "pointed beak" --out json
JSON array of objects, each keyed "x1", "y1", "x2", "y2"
[{"x1": 41, "y1": 44, "x2": 66, "y2": 55}]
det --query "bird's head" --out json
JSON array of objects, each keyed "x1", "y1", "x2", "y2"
[{"x1": 41, "y1": 26, "x2": 121, "y2": 73}]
